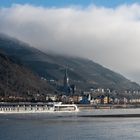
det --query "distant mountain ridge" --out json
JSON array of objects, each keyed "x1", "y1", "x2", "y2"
[{"x1": 0, "y1": 34, "x2": 139, "y2": 91}]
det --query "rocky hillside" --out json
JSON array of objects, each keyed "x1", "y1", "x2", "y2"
[{"x1": 0, "y1": 34, "x2": 139, "y2": 91}]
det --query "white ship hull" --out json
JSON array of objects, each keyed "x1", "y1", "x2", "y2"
[{"x1": 0, "y1": 102, "x2": 79, "y2": 114}]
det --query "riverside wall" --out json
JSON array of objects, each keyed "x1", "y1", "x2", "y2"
[{"x1": 77, "y1": 104, "x2": 140, "y2": 110}]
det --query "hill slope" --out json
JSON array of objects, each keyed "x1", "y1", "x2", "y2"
[
  {"x1": 0, "y1": 50, "x2": 54, "y2": 100},
  {"x1": 0, "y1": 34, "x2": 139, "y2": 91}
]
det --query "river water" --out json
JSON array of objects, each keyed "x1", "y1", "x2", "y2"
[{"x1": 0, "y1": 109, "x2": 140, "y2": 140}]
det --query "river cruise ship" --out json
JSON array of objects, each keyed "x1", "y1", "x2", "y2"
[{"x1": 0, "y1": 102, "x2": 79, "y2": 114}]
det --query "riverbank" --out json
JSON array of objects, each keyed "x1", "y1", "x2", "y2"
[
  {"x1": 77, "y1": 104, "x2": 140, "y2": 110},
  {"x1": 79, "y1": 114, "x2": 140, "y2": 117}
]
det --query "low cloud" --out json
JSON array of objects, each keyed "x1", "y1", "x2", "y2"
[{"x1": 0, "y1": 4, "x2": 140, "y2": 83}]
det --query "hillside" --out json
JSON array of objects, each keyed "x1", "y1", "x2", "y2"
[
  {"x1": 0, "y1": 50, "x2": 55, "y2": 100},
  {"x1": 0, "y1": 34, "x2": 139, "y2": 91}
]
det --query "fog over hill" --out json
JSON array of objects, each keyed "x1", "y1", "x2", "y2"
[
  {"x1": 1, "y1": 4, "x2": 140, "y2": 83},
  {"x1": 0, "y1": 34, "x2": 139, "y2": 91}
]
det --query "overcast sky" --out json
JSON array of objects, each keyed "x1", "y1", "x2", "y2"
[{"x1": 0, "y1": 3, "x2": 140, "y2": 83}]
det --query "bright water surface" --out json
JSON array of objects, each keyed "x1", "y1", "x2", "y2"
[{"x1": 1, "y1": 109, "x2": 140, "y2": 140}]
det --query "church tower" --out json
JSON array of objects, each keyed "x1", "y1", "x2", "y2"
[
  {"x1": 63, "y1": 68, "x2": 69, "y2": 87},
  {"x1": 63, "y1": 68, "x2": 70, "y2": 94}
]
